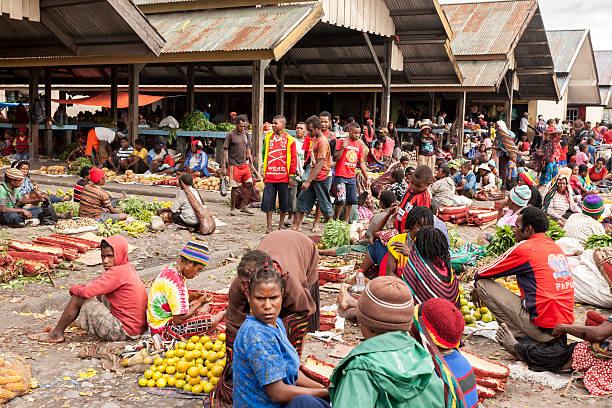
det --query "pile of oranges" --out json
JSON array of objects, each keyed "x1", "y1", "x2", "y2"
[
  {"x1": 497, "y1": 278, "x2": 521, "y2": 295},
  {"x1": 138, "y1": 333, "x2": 227, "y2": 394}
]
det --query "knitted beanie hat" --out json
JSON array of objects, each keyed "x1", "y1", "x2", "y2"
[
  {"x1": 510, "y1": 185, "x2": 532, "y2": 207},
  {"x1": 179, "y1": 237, "x2": 210, "y2": 266},
  {"x1": 357, "y1": 276, "x2": 414, "y2": 333},
  {"x1": 89, "y1": 167, "x2": 105, "y2": 184},
  {"x1": 418, "y1": 298, "x2": 465, "y2": 349},
  {"x1": 583, "y1": 194, "x2": 604, "y2": 218},
  {"x1": 519, "y1": 172, "x2": 536, "y2": 187},
  {"x1": 4, "y1": 168, "x2": 24, "y2": 181}
]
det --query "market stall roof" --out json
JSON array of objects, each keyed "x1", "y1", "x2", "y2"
[
  {"x1": 0, "y1": 2, "x2": 322, "y2": 67},
  {"x1": 52, "y1": 91, "x2": 163, "y2": 108},
  {"x1": 546, "y1": 29, "x2": 600, "y2": 105},
  {"x1": 0, "y1": 0, "x2": 164, "y2": 60},
  {"x1": 395, "y1": 0, "x2": 559, "y2": 99},
  {"x1": 594, "y1": 50, "x2": 612, "y2": 107}
]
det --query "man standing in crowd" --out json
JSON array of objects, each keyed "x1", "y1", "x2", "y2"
[
  {"x1": 222, "y1": 115, "x2": 254, "y2": 215},
  {"x1": 288, "y1": 121, "x2": 306, "y2": 226},
  {"x1": 261, "y1": 115, "x2": 297, "y2": 233},
  {"x1": 518, "y1": 112, "x2": 535, "y2": 139},
  {"x1": 532, "y1": 115, "x2": 547, "y2": 151},
  {"x1": 293, "y1": 116, "x2": 333, "y2": 232},
  {"x1": 333, "y1": 122, "x2": 369, "y2": 221}
]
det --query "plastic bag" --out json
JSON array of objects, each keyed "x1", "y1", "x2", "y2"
[
  {"x1": 569, "y1": 250, "x2": 612, "y2": 308},
  {"x1": 219, "y1": 177, "x2": 228, "y2": 197},
  {"x1": 0, "y1": 353, "x2": 32, "y2": 403},
  {"x1": 38, "y1": 199, "x2": 58, "y2": 225},
  {"x1": 29, "y1": 97, "x2": 45, "y2": 124}
]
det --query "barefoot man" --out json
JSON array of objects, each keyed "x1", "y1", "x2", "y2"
[
  {"x1": 472, "y1": 206, "x2": 575, "y2": 371},
  {"x1": 28, "y1": 236, "x2": 148, "y2": 343},
  {"x1": 221, "y1": 115, "x2": 254, "y2": 216}
]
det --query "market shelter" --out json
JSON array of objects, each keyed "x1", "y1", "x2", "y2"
[{"x1": 595, "y1": 50, "x2": 612, "y2": 120}]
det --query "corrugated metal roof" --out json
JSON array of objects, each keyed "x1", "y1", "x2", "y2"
[
  {"x1": 457, "y1": 60, "x2": 507, "y2": 87},
  {"x1": 595, "y1": 50, "x2": 612, "y2": 85},
  {"x1": 556, "y1": 74, "x2": 570, "y2": 95},
  {"x1": 545, "y1": 30, "x2": 588, "y2": 73},
  {"x1": 599, "y1": 86, "x2": 611, "y2": 107},
  {"x1": 147, "y1": 3, "x2": 321, "y2": 53},
  {"x1": 442, "y1": 0, "x2": 536, "y2": 56}
]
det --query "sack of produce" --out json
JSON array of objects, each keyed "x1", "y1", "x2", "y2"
[{"x1": 0, "y1": 353, "x2": 32, "y2": 403}]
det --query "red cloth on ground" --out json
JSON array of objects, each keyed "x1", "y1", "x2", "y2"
[{"x1": 69, "y1": 235, "x2": 148, "y2": 336}]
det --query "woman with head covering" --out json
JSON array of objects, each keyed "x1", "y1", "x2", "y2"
[
  {"x1": 497, "y1": 185, "x2": 532, "y2": 228},
  {"x1": 28, "y1": 236, "x2": 149, "y2": 342},
  {"x1": 542, "y1": 171, "x2": 580, "y2": 226},
  {"x1": 414, "y1": 125, "x2": 438, "y2": 173},
  {"x1": 177, "y1": 140, "x2": 209, "y2": 177},
  {"x1": 12, "y1": 160, "x2": 67, "y2": 205},
  {"x1": 147, "y1": 237, "x2": 225, "y2": 340},
  {"x1": 0, "y1": 167, "x2": 42, "y2": 226},
  {"x1": 518, "y1": 171, "x2": 542, "y2": 208}
]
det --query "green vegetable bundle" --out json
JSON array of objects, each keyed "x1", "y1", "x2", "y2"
[
  {"x1": 584, "y1": 234, "x2": 612, "y2": 249},
  {"x1": 321, "y1": 220, "x2": 350, "y2": 249},
  {"x1": 53, "y1": 201, "x2": 79, "y2": 216},
  {"x1": 447, "y1": 224, "x2": 463, "y2": 250},
  {"x1": 215, "y1": 122, "x2": 236, "y2": 132},
  {"x1": 545, "y1": 220, "x2": 566, "y2": 241},
  {"x1": 117, "y1": 196, "x2": 162, "y2": 222},
  {"x1": 68, "y1": 156, "x2": 93, "y2": 175},
  {"x1": 59, "y1": 142, "x2": 78, "y2": 160},
  {"x1": 180, "y1": 112, "x2": 216, "y2": 131},
  {"x1": 486, "y1": 226, "x2": 515, "y2": 256}
]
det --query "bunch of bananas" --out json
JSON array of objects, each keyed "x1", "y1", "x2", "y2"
[
  {"x1": 97, "y1": 219, "x2": 122, "y2": 237},
  {"x1": 46, "y1": 189, "x2": 73, "y2": 199},
  {"x1": 154, "y1": 199, "x2": 173, "y2": 209},
  {"x1": 117, "y1": 220, "x2": 148, "y2": 236}
]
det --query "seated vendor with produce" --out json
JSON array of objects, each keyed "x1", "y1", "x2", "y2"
[
  {"x1": 473, "y1": 206, "x2": 576, "y2": 372},
  {"x1": 13, "y1": 160, "x2": 68, "y2": 205},
  {"x1": 176, "y1": 140, "x2": 209, "y2": 177},
  {"x1": 28, "y1": 235, "x2": 149, "y2": 343},
  {"x1": 147, "y1": 238, "x2": 225, "y2": 340},
  {"x1": 0, "y1": 168, "x2": 42, "y2": 227},
  {"x1": 102, "y1": 136, "x2": 133, "y2": 174},
  {"x1": 158, "y1": 174, "x2": 210, "y2": 232},
  {"x1": 79, "y1": 168, "x2": 127, "y2": 222},
  {"x1": 148, "y1": 144, "x2": 176, "y2": 175},
  {"x1": 126, "y1": 139, "x2": 150, "y2": 174}
]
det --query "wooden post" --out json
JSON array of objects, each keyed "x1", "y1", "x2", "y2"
[
  {"x1": 128, "y1": 64, "x2": 144, "y2": 146},
  {"x1": 430, "y1": 92, "x2": 435, "y2": 120},
  {"x1": 380, "y1": 40, "x2": 392, "y2": 127},
  {"x1": 186, "y1": 63, "x2": 195, "y2": 114},
  {"x1": 506, "y1": 71, "x2": 514, "y2": 129},
  {"x1": 372, "y1": 92, "x2": 377, "y2": 127},
  {"x1": 458, "y1": 91, "x2": 466, "y2": 156},
  {"x1": 291, "y1": 93, "x2": 298, "y2": 128},
  {"x1": 44, "y1": 68, "x2": 52, "y2": 156},
  {"x1": 111, "y1": 65, "x2": 118, "y2": 124},
  {"x1": 252, "y1": 60, "x2": 268, "y2": 173},
  {"x1": 275, "y1": 59, "x2": 285, "y2": 116},
  {"x1": 222, "y1": 94, "x2": 229, "y2": 120},
  {"x1": 28, "y1": 68, "x2": 40, "y2": 162}
]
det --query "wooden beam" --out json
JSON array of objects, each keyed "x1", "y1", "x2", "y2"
[
  {"x1": 110, "y1": 65, "x2": 117, "y2": 124},
  {"x1": 287, "y1": 52, "x2": 309, "y2": 83},
  {"x1": 516, "y1": 67, "x2": 554, "y2": 75},
  {"x1": 458, "y1": 91, "x2": 466, "y2": 155},
  {"x1": 44, "y1": 67, "x2": 52, "y2": 156},
  {"x1": 514, "y1": 54, "x2": 552, "y2": 59},
  {"x1": 363, "y1": 32, "x2": 386, "y2": 87},
  {"x1": 28, "y1": 68, "x2": 40, "y2": 162},
  {"x1": 128, "y1": 63, "x2": 144, "y2": 146},
  {"x1": 396, "y1": 38, "x2": 446, "y2": 45},
  {"x1": 252, "y1": 60, "x2": 268, "y2": 172},
  {"x1": 518, "y1": 41, "x2": 547, "y2": 46},
  {"x1": 396, "y1": 30, "x2": 445, "y2": 36},
  {"x1": 186, "y1": 63, "x2": 195, "y2": 114},
  {"x1": 380, "y1": 40, "x2": 392, "y2": 127},
  {"x1": 404, "y1": 57, "x2": 449, "y2": 63},
  {"x1": 275, "y1": 58, "x2": 285, "y2": 116},
  {"x1": 453, "y1": 54, "x2": 507, "y2": 61},
  {"x1": 41, "y1": 0, "x2": 104, "y2": 8},
  {"x1": 291, "y1": 93, "x2": 297, "y2": 128},
  {"x1": 40, "y1": 12, "x2": 77, "y2": 54},
  {"x1": 390, "y1": 9, "x2": 438, "y2": 16}
]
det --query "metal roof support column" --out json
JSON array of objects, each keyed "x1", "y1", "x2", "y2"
[
  {"x1": 44, "y1": 68, "x2": 52, "y2": 156},
  {"x1": 111, "y1": 66, "x2": 118, "y2": 124},
  {"x1": 275, "y1": 58, "x2": 285, "y2": 116},
  {"x1": 429, "y1": 92, "x2": 435, "y2": 120},
  {"x1": 380, "y1": 40, "x2": 392, "y2": 127},
  {"x1": 186, "y1": 63, "x2": 195, "y2": 114},
  {"x1": 128, "y1": 63, "x2": 144, "y2": 146},
  {"x1": 58, "y1": 91, "x2": 71, "y2": 147},
  {"x1": 252, "y1": 59, "x2": 269, "y2": 173},
  {"x1": 28, "y1": 68, "x2": 40, "y2": 162},
  {"x1": 458, "y1": 91, "x2": 466, "y2": 156}
]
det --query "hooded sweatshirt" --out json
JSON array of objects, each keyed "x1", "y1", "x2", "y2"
[
  {"x1": 69, "y1": 235, "x2": 148, "y2": 336},
  {"x1": 329, "y1": 331, "x2": 444, "y2": 408}
]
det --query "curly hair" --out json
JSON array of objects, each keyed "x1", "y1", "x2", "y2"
[{"x1": 404, "y1": 205, "x2": 433, "y2": 232}]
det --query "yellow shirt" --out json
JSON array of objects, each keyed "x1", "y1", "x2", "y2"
[{"x1": 132, "y1": 148, "x2": 148, "y2": 161}]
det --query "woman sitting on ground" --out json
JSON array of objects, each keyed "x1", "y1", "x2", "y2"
[
  {"x1": 543, "y1": 173, "x2": 580, "y2": 226},
  {"x1": 146, "y1": 238, "x2": 225, "y2": 340},
  {"x1": 232, "y1": 262, "x2": 330, "y2": 408},
  {"x1": 386, "y1": 225, "x2": 460, "y2": 308},
  {"x1": 177, "y1": 141, "x2": 209, "y2": 177},
  {"x1": 589, "y1": 157, "x2": 609, "y2": 184},
  {"x1": 13, "y1": 160, "x2": 67, "y2": 205}
]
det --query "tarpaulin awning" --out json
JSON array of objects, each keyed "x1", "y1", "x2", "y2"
[
  {"x1": 0, "y1": 102, "x2": 28, "y2": 108},
  {"x1": 52, "y1": 91, "x2": 163, "y2": 108}
]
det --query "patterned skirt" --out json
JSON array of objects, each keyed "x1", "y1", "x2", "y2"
[
  {"x1": 210, "y1": 312, "x2": 310, "y2": 407},
  {"x1": 160, "y1": 312, "x2": 212, "y2": 341},
  {"x1": 573, "y1": 341, "x2": 612, "y2": 396}
]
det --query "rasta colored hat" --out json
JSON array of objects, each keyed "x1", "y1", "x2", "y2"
[
  {"x1": 583, "y1": 195, "x2": 604, "y2": 218},
  {"x1": 510, "y1": 185, "x2": 531, "y2": 207},
  {"x1": 420, "y1": 125, "x2": 432, "y2": 131},
  {"x1": 519, "y1": 172, "x2": 536, "y2": 187},
  {"x1": 180, "y1": 237, "x2": 210, "y2": 266},
  {"x1": 4, "y1": 168, "x2": 24, "y2": 181},
  {"x1": 89, "y1": 167, "x2": 105, "y2": 184},
  {"x1": 357, "y1": 276, "x2": 414, "y2": 332},
  {"x1": 418, "y1": 298, "x2": 465, "y2": 349}
]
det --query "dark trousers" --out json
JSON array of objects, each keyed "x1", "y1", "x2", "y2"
[
  {"x1": 0, "y1": 206, "x2": 42, "y2": 225},
  {"x1": 284, "y1": 396, "x2": 330, "y2": 408}
]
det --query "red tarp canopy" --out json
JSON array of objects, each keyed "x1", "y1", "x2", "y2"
[{"x1": 53, "y1": 91, "x2": 163, "y2": 108}]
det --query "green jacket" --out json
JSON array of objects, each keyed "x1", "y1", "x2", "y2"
[{"x1": 329, "y1": 331, "x2": 444, "y2": 408}]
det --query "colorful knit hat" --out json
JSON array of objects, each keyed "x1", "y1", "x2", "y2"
[
  {"x1": 418, "y1": 298, "x2": 464, "y2": 349},
  {"x1": 582, "y1": 195, "x2": 604, "y2": 218},
  {"x1": 5, "y1": 168, "x2": 24, "y2": 181},
  {"x1": 357, "y1": 276, "x2": 414, "y2": 332},
  {"x1": 519, "y1": 172, "x2": 536, "y2": 187},
  {"x1": 89, "y1": 168, "x2": 105, "y2": 184},
  {"x1": 180, "y1": 237, "x2": 210, "y2": 266},
  {"x1": 510, "y1": 185, "x2": 531, "y2": 207}
]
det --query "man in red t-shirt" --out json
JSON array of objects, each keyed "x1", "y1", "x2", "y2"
[
  {"x1": 473, "y1": 207, "x2": 574, "y2": 359},
  {"x1": 603, "y1": 129, "x2": 612, "y2": 145},
  {"x1": 293, "y1": 116, "x2": 333, "y2": 232},
  {"x1": 333, "y1": 122, "x2": 369, "y2": 221},
  {"x1": 261, "y1": 115, "x2": 297, "y2": 233}
]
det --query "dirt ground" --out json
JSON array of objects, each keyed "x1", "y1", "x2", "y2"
[{"x1": 0, "y1": 187, "x2": 609, "y2": 407}]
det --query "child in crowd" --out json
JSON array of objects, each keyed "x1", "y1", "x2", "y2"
[
  {"x1": 14, "y1": 127, "x2": 29, "y2": 160},
  {"x1": 517, "y1": 159, "x2": 527, "y2": 174},
  {"x1": 330, "y1": 277, "x2": 444, "y2": 408},
  {"x1": 506, "y1": 152, "x2": 518, "y2": 190},
  {"x1": 440, "y1": 145, "x2": 453, "y2": 163},
  {"x1": 73, "y1": 166, "x2": 91, "y2": 204},
  {"x1": 387, "y1": 168, "x2": 408, "y2": 202},
  {"x1": 1, "y1": 132, "x2": 15, "y2": 156}
]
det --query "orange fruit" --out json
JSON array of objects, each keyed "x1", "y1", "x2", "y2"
[
  {"x1": 189, "y1": 376, "x2": 201, "y2": 386},
  {"x1": 144, "y1": 370, "x2": 153, "y2": 380},
  {"x1": 218, "y1": 333, "x2": 226, "y2": 342},
  {"x1": 157, "y1": 365, "x2": 166, "y2": 373},
  {"x1": 211, "y1": 365, "x2": 224, "y2": 377},
  {"x1": 184, "y1": 351, "x2": 195, "y2": 362},
  {"x1": 186, "y1": 342, "x2": 195, "y2": 351},
  {"x1": 176, "y1": 341, "x2": 187, "y2": 350},
  {"x1": 194, "y1": 342, "x2": 203, "y2": 351},
  {"x1": 217, "y1": 351, "x2": 225, "y2": 359},
  {"x1": 204, "y1": 341, "x2": 214, "y2": 350},
  {"x1": 200, "y1": 336, "x2": 210, "y2": 345},
  {"x1": 166, "y1": 366, "x2": 176, "y2": 375},
  {"x1": 210, "y1": 376, "x2": 220, "y2": 385},
  {"x1": 175, "y1": 349, "x2": 185, "y2": 358},
  {"x1": 152, "y1": 371, "x2": 163, "y2": 381},
  {"x1": 175, "y1": 372, "x2": 186, "y2": 380},
  {"x1": 156, "y1": 378, "x2": 167, "y2": 388},
  {"x1": 176, "y1": 360, "x2": 189, "y2": 373},
  {"x1": 167, "y1": 376, "x2": 177, "y2": 387},
  {"x1": 192, "y1": 383, "x2": 203, "y2": 393},
  {"x1": 187, "y1": 366, "x2": 200, "y2": 378},
  {"x1": 147, "y1": 379, "x2": 156, "y2": 387},
  {"x1": 190, "y1": 335, "x2": 200, "y2": 344},
  {"x1": 203, "y1": 382, "x2": 214, "y2": 393},
  {"x1": 196, "y1": 358, "x2": 204, "y2": 365},
  {"x1": 206, "y1": 351, "x2": 218, "y2": 363},
  {"x1": 138, "y1": 378, "x2": 148, "y2": 386},
  {"x1": 193, "y1": 350, "x2": 202, "y2": 359},
  {"x1": 154, "y1": 357, "x2": 164, "y2": 366},
  {"x1": 166, "y1": 350, "x2": 175, "y2": 358},
  {"x1": 199, "y1": 366, "x2": 208, "y2": 377},
  {"x1": 212, "y1": 342, "x2": 222, "y2": 352},
  {"x1": 176, "y1": 379, "x2": 186, "y2": 389},
  {"x1": 183, "y1": 383, "x2": 192, "y2": 392}
]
